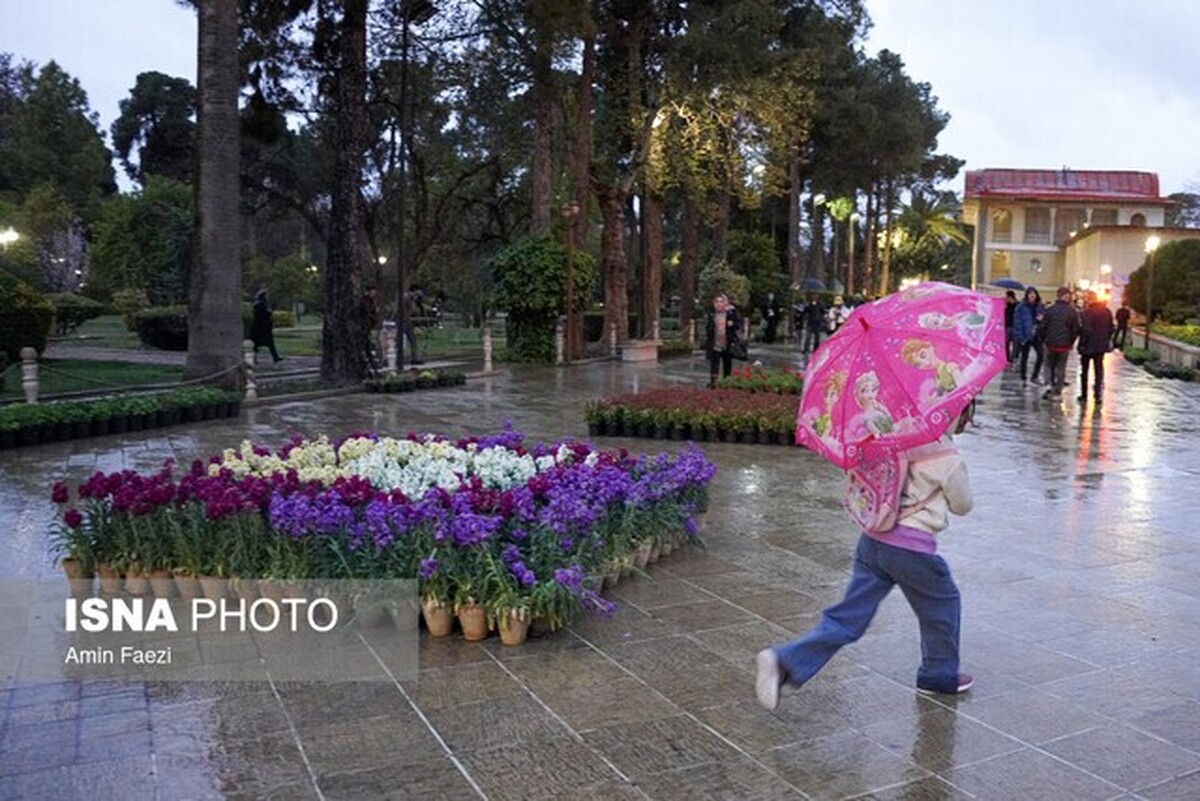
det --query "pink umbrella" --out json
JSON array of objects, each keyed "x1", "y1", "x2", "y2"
[{"x1": 795, "y1": 282, "x2": 1006, "y2": 468}]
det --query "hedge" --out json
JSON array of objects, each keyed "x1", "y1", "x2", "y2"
[
  {"x1": 47, "y1": 294, "x2": 108, "y2": 335},
  {"x1": 0, "y1": 269, "x2": 55, "y2": 360}
]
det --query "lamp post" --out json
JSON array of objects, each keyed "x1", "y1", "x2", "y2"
[
  {"x1": 1143, "y1": 235, "x2": 1161, "y2": 349},
  {"x1": 562, "y1": 202, "x2": 581, "y2": 362},
  {"x1": 0, "y1": 227, "x2": 18, "y2": 250}
]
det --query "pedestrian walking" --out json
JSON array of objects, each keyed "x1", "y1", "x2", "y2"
[
  {"x1": 1112, "y1": 301, "x2": 1131, "y2": 350},
  {"x1": 1078, "y1": 292, "x2": 1114, "y2": 404},
  {"x1": 756, "y1": 401, "x2": 978, "y2": 708},
  {"x1": 704, "y1": 293, "x2": 742, "y2": 387},
  {"x1": 762, "y1": 292, "x2": 782, "y2": 344},
  {"x1": 801, "y1": 294, "x2": 826, "y2": 356},
  {"x1": 1040, "y1": 287, "x2": 1081, "y2": 400},
  {"x1": 826, "y1": 295, "x2": 850, "y2": 335},
  {"x1": 1014, "y1": 286, "x2": 1046, "y2": 384},
  {"x1": 1003, "y1": 290, "x2": 1019, "y2": 363},
  {"x1": 250, "y1": 288, "x2": 282, "y2": 363}
]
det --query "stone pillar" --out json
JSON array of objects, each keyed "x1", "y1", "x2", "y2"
[
  {"x1": 555, "y1": 319, "x2": 565, "y2": 365},
  {"x1": 688, "y1": 319, "x2": 697, "y2": 348},
  {"x1": 382, "y1": 321, "x2": 398, "y2": 371},
  {"x1": 609, "y1": 322, "x2": 618, "y2": 357},
  {"x1": 651, "y1": 318, "x2": 660, "y2": 343},
  {"x1": 242, "y1": 340, "x2": 257, "y2": 402},
  {"x1": 483, "y1": 325, "x2": 493, "y2": 373},
  {"x1": 20, "y1": 347, "x2": 38, "y2": 404}
]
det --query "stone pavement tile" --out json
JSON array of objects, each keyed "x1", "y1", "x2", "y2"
[
  {"x1": 0, "y1": 755, "x2": 154, "y2": 800},
  {"x1": 151, "y1": 753, "x2": 225, "y2": 800},
  {"x1": 422, "y1": 694, "x2": 565, "y2": 752},
  {"x1": 226, "y1": 782, "x2": 321, "y2": 801},
  {"x1": 4, "y1": 697, "x2": 79, "y2": 726},
  {"x1": 479, "y1": 627, "x2": 590, "y2": 661},
  {"x1": 78, "y1": 726, "x2": 152, "y2": 764},
  {"x1": 974, "y1": 606, "x2": 1098, "y2": 644},
  {"x1": 639, "y1": 659, "x2": 755, "y2": 712},
  {"x1": 1039, "y1": 724, "x2": 1200, "y2": 793},
  {"x1": 298, "y1": 711, "x2": 445, "y2": 776},
  {"x1": 1041, "y1": 669, "x2": 1192, "y2": 722},
  {"x1": 504, "y1": 647, "x2": 630, "y2": 696},
  {"x1": 633, "y1": 754, "x2": 804, "y2": 800},
  {"x1": 415, "y1": 635, "x2": 492, "y2": 669},
  {"x1": 692, "y1": 702, "x2": 810, "y2": 754},
  {"x1": 6, "y1": 681, "x2": 81, "y2": 708},
  {"x1": 649, "y1": 549, "x2": 741, "y2": 579},
  {"x1": 402, "y1": 661, "x2": 527, "y2": 710},
  {"x1": 0, "y1": 718, "x2": 79, "y2": 775},
  {"x1": 1041, "y1": 623, "x2": 1189, "y2": 668},
  {"x1": 848, "y1": 776, "x2": 975, "y2": 800},
  {"x1": 201, "y1": 729, "x2": 316, "y2": 797},
  {"x1": 1127, "y1": 700, "x2": 1200, "y2": 752},
  {"x1": 275, "y1": 680, "x2": 411, "y2": 728},
  {"x1": 458, "y1": 733, "x2": 621, "y2": 801},
  {"x1": 605, "y1": 634, "x2": 725, "y2": 679},
  {"x1": 958, "y1": 628, "x2": 1103, "y2": 686},
  {"x1": 689, "y1": 619, "x2": 792, "y2": 671},
  {"x1": 942, "y1": 748, "x2": 1123, "y2": 801},
  {"x1": 859, "y1": 707, "x2": 1024, "y2": 774},
  {"x1": 581, "y1": 715, "x2": 740, "y2": 780},
  {"x1": 649, "y1": 599, "x2": 759, "y2": 633},
  {"x1": 569, "y1": 604, "x2": 679, "y2": 645},
  {"x1": 678, "y1": 570, "x2": 800, "y2": 598},
  {"x1": 758, "y1": 729, "x2": 931, "y2": 800},
  {"x1": 723, "y1": 589, "x2": 825, "y2": 625},
  {"x1": 1113, "y1": 648, "x2": 1200, "y2": 702},
  {"x1": 611, "y1": 577, "x2": 717, "y2": 611},
  {"x1": 774, "y1": 672, "x2": 925, "y2": 732},
  {"x1": 951, "y1": 688, "x2": 1108, "y2": 746},
  {"x1": 538, "y1": 676, "x2": 680, "y2": 733},
  {"x1": 1139, "y1": 769, "x2": 1200, "y2": 801},
  {"x1": 317, "y1": 757, "x2": 481, "y2": 800}
]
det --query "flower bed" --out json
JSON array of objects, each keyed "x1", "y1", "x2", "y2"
[
  {"x1": 363, "y1": 369, "x2": 467, "y2": 393},
  {"x1": 714, "y1": 366, "x2": 804, "y2": 394},
  {"x1": 50, "y1": 426, "x2": 714, "y2": 644},
  {"x1": 585, "y1": 388, "x2": 797, "y2": 445},
  {"x1": 0, "y1": 387, "x2": 241, "y2": 450}
]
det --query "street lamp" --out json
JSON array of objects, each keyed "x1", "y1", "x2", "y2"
[
  {"x1": 1143, "y1": 234, "x2": 1161, "y2": 349},
  {"x1": 0, "y1": 227, "x2": 18, "y2": 250}
]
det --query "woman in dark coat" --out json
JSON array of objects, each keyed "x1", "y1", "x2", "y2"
[
  {"x1": 703, "y1": 293, "x2": 741, "y2": 388},
  {"x1": 251, "y1": 288, "x2": 282, "y2": 363}
]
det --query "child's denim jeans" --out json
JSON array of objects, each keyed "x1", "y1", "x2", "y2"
[{"x1": 773, "y1": 534, "x2": 962, "y2": 693}]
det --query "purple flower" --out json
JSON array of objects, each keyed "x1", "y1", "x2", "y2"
[
  {"x1": 64, "y1": 508, "x2": 83, "y2": 529},
  {"x1": 419, "y1": 557, "x2": 439, "y2": 579},
  {"x1": 51, "y1": 482, "x2": 69, "y2": 504},
  {"x1": 553, "y1": 564, "x2": 585, "y2": 592}
]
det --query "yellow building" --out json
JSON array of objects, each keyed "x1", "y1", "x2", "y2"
[{"x1": 960, "y1": 168, "x2": 1194, "y2": 302}]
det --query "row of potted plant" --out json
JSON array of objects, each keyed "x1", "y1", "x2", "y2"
[
  {"x1": 585, "y1": 388, "x2": 797, "y2": 445},
  {"x1": 51, "y1": 426, "x2": 715, "y2": 646},
  {"x1": 1, "y1": 387, "x2": 242, "y2": 449},
  {"x1": 363, "y1": 369, "x2": 468, "y2": 393},
  {"x1": 714, "y1": 366, "x2": 804, "y2": 394}
]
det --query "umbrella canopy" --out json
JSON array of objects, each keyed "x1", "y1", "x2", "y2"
[
  {"x1": 990, "y1": 278, "x2": 1025, "y2": 291},
  {"x1": 793, "y1": 277, "x2": 826, "y2": 292},
  {"x1": 795, "y1": 282, "x2": 1006, "y2": 469}
]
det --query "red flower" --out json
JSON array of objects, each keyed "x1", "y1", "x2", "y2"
[
  {"x1": 51, "y1": 482, "x2": 69, "y2": 504},
  {"x1": 64, "y1": 508, "x2": 83, "y2": 529}
]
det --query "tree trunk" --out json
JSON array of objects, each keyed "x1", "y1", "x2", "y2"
[
  {"x1": 811, "y1": 197, "x2": 826, "y2": 285},
  {"x1": 864, "y1": 181, "x2": 876, "y2": 295},
  {"x1": 880, "y1": 180, "x2": 896, "y2": 296},
  {"x1": 572, "y1": 28, "x2": 593, "y2": 248},
  {"x1": 530, "y1": 30, "x2": 554, "y2": 236},
  {"x1": 597, "y1": 186, "x2": 628, "y2": 344},
  {"x1": 712, "y1": 184, "x2": 730, "y2": 263},
  {"x1": 321, "y1": 0, "x2": 369, "y2": 383},
  {"x1": 679, "y1": 190, "x2": 700, "y2": 331},
  {"x1": 787, "y1": 145, "x2": 802, "y2": 285},
  {"x1": 641, "y1": 190, "x2": 662, "y2": 340},
  {"x1": 186, "y1": 0, "x2": 241, "y2": 388}
]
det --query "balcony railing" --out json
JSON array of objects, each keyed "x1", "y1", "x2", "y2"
[{"x1": 1023, "y1": 232, "x2": 1052, "y2": 245}]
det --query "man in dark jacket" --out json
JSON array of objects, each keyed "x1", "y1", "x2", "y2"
[
  {"x1": 801, "y1": 295, "x2": 826, "y2": 356},
  {"x1": 1040, "y1": 286, "x2": 1081, "y2": 400},
  {"x1": 1112, "y1": 302, "x2": 1131, "y2": 350},
  {"x1": 1078, "y1": 293, "x2": 1115, "y2": 404}
]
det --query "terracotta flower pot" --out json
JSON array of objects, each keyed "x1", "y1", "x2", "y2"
[
  {"x1": 421, "y1": 600, "x2": 454, "y2": 637},
  {"x1": 173, "y1": 573, "x2": 203, "y2": 601},
  {"x1": 148, "y1": 569, "x2": 177, "y2": 598},
  {"x1": 123, "y1": 569, "x2": 150, "y2": 596},
  {"x1": 60, "y1": 557, "x2": 94, "y2": 598},
  {"x1": 457, "y1": 603, "x2": 488, "y2": 641},
  {"x1": 96, "y1": 563, "x2": 122, "y2": 595},
  {"x1": 498, "y1": 612, "x2": 529, "y2": 646},
  {"x1": 198, "y1": 575, "x2": 229, "y2": 600},
  {"x1": 634, "y1": 540, "x2": 653, "y2": 569},
  {"x1": 648, "y1": 540, "x2": 662, "y2": 564}
]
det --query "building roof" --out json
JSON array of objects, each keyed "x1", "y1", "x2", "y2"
[{"x1": 964, "y1": 169, "x2": 1167, "y2": 205}]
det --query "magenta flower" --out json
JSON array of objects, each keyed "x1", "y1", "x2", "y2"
[
  {"x1": 51, "y1": 482, "x2": 69, "y2": 504},
  {"x1": 64, "y1": 508, "x2": 83, "y2": 529}
]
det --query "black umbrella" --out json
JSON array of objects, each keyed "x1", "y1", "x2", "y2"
[{"x1": 990, "y1": 278, "x2": 1025, "y2": 291}]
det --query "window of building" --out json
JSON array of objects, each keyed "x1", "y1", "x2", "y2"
[
  {"x1": 991, "y1": 208, "x2": 1012, "y2": 242},
  {"x1": 1130, "y1": 213, "x2": 1146, "y2": 227},
  {"x1": 1090, "y1": 208, "x2": 1117, "y2": 226},
  {"x1": 990, "y1": 251, "x2": 1011, "y2": 279},
  {"x1": 1054, "y1": 208, "x2": 1087, "y2": 243},
  {"x1": 1024, "y1": 207, "x2": 1051, "y2": 244}
]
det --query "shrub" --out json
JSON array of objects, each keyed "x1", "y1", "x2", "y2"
[
  {"x1": 1121, "y1": 347, "x2": 1157, "y2": 366},
  {"x1": 272, "y1": 310, "x2": 296, "y2": 329},
  {"x1": 112, "y1": 289, "x2": 151, "y2": 331},
  {"x1": 1144, "y1": 360, "x2": 1196, "y2": 381},
  {"x1": 133, "y1": 305, "x2": 189, "y2": 351},
  {"x1": 658, "y1": 338, "x2": 694, "y2": 358},
  {"x1": 0, "y1": 269, "x2": 55, "y2": 360},
  {"x1": 47, "y1": 293, "x2": 107, "y2": 335}
]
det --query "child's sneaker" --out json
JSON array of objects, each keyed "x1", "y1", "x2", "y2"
[
  {"x1": 918, "y1": 674, "x2": 974, "y2": 695},
  {"x1": 755, "y1": 649, "x2": 783, "y2": 710}
]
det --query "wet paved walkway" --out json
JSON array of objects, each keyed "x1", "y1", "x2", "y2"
[{"x1": 2, "y1": 348, "x2": 1200, "y2": 799}]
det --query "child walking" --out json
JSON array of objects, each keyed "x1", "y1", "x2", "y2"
[{"x1": 757, "y1": 401, "x2": 977, "y2": 709}]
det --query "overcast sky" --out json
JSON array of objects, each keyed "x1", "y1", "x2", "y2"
[{"x1": 1, "y1": 0, "x2": 1197, "y2": 195}]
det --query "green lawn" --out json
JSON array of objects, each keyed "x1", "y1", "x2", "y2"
[{"x1": 1, "y1": 359, "x2": 183, "y2": 401}]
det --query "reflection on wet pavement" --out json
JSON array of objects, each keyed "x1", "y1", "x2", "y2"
[{"x1": 2, "y1": 348, "x2": 1199, "y2": 799}]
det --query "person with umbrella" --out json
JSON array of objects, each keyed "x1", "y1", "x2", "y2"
[{"x1": 756, "y1": 283, "x2": 1007, "y2": 708}]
